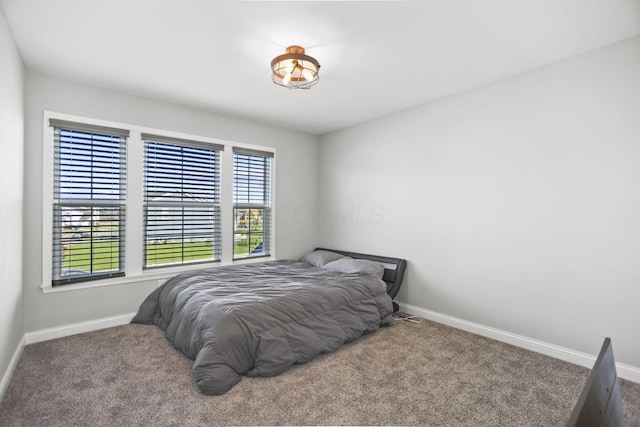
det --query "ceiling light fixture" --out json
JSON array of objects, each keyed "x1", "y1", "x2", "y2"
[{"x1": 271, "y1": 45, "x2": 320, "y2": 90}]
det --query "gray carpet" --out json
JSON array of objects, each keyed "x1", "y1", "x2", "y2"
[{"x1": 1, "y1": 317, "x2": 638, "y2": 426}]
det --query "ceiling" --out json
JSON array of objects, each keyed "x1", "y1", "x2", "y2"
[{"x1": 2, "y1": 0, "x2": 640, "y2": 135}]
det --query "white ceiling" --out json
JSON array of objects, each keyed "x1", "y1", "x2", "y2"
[{"x1": 2, "y1": 0, "x2": 640, "y2": 135}]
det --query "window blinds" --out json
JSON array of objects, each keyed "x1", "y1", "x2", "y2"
[
  {"x1": 233, "y1": 148, "x2": 273, "y2": 259},
  {"x1": 143, "y1": 136, "x2": 221, "y2": 268},
  {"x1": 51, "y1": 121, "x2": 127, "y2": 286}
]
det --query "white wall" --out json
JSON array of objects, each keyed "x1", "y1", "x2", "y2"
[
  {"x1": 0, "y1": 2, "x2": 25, "y2": 389},
  {"x1": 23, "y1": 72, "x2": 319, "y2": 332},
  {"x1": 318, "y1": 36, "x2": 640, "y2": 369}
]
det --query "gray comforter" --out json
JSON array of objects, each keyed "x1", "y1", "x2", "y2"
[{"x1": 132, "y1": 260, "x2": 394, "y2": 395}]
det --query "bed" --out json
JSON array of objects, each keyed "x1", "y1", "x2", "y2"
[{"x1": 132, "y1": 248, "x2": 407, "y2": 395}]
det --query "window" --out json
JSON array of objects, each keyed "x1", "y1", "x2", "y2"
[
  {"x1": 143, "y1": 135, "x2": 222, "y2": 268},
  {"x1": 233, "y1": 148, "x2": 273, "y2": 259},
  {"x1": 44, "y1": 113, "x2": 276, "y2": 290},
  {"x1": 50, "y1": 120, "x2": 128, "y2": 286}
]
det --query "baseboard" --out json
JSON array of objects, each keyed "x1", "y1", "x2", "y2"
[
  {"x1": 0, "y1": 335, "x2": 26, "y2": 404},
  {"x1": 24, "y1": 312, "x2": 137, "y2": 345},
  {"x1": 398, "y1": 302, "x2": 640, "y2": 384}
]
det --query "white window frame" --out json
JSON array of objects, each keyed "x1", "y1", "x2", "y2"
[
  {"x1": 233, "y1": 149, "x2": 274, "y2": 260},
  {"x1": 142, "y1": 135, "x2": 223, "y2": 269},
  {"x1": 41, "y1": 111, "x2": 276, "y2": 293},
  {"x1": 50, "y1": 120, "x2": 128, "y2": 285}
]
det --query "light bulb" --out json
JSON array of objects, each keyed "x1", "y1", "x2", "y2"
[
  {"x1": 285, "y1": 61, "x2": 296, "y2": 74},
  {"x1": 301, "y1": 68, "x2": 315, "y2": 82},
  {"x1": 283, "y1": 72, "x2": 292, "y2": 85}
]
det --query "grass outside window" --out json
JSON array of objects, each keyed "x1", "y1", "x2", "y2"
[{"x1": 62, "y1": 238, "x2": 265, "y2": 273}]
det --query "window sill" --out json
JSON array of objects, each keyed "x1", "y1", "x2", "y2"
[
  {"x1": 40, "y1": 256, "x2": 275, "y2": 294},
  {"x1": 41, "y1": 272, "x2": 172, "y2": 294}
]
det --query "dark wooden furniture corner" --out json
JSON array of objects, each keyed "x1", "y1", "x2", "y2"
[{"x1": 566, "y1": 338, "x2": 624, "y2": 427}]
